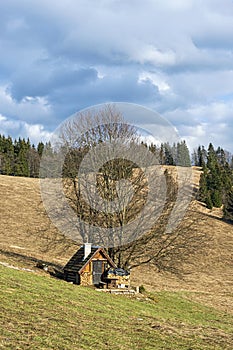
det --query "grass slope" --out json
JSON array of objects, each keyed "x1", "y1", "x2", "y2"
[
  {"x1": 0, "y1": 265, "x2": 232, "y2": 350},
  {"x1": 1, "y1": 174, "x2": 232, "y2": 302},
  {"x1": 0, "y1": 170, "x2": 232, "y2": 340}
]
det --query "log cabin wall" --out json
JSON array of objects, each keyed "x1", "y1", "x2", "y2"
[{"x1": 79, "y1": 253, "x2": 108, "y2": 286}]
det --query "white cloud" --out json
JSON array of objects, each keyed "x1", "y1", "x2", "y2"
[
  {"x1": 0, "y1": 85, "x2": 53, "y2": 124},
  {"x1": 133, "y1": 46, "x2": 176, "y2": 66},
  {"x1": 23, "y1": 123, "x2": 53, "y2": 144},
  {"x1": 164, "y1": 102, "x2": 233, "y2": 151},
  {"x1": 0, "y1": 113, "x2": 52, "y2": 144},
  {"x1": 139, "y1": 134, "x2": 161, "y2": 146},
  {"x1": 138, "y1": 72, "x2": 170, "y2": 93}
]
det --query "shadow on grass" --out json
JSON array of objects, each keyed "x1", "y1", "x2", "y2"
[
  {"x1": 200, "y1": 210, "x2": 233, "y2": 225},
  {"x1": 0, "y1": 248, "x2": 64, "y2": 279}
]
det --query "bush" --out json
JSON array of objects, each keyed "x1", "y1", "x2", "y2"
[{"x1": 139, "y1": 285, "x2": 146, "y2": 294}]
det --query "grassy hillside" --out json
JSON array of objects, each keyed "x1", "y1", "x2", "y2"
[
  {"x1": 0, "y1": 172, "x2": 232, "y2": 313},
  {"x1": 0, "y1": 265, "x2": 232, "y2": 350}
]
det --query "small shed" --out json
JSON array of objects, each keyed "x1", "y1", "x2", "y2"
[{"x1": 64, "y1": 243, "x2": 117, "y2": 286}]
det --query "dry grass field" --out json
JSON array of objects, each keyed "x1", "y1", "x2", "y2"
[{"x1": 0, "y1": 170, "x2": 232, "y2": 314}]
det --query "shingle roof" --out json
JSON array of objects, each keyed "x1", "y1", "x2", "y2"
[{"x1": 64, "y1": 246, "x2": 116, "y2": 273}]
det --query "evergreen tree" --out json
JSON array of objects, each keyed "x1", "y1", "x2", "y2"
[
  {"x1": 206, "y1": 192, "x2": 213, "y2": 210},
  {"x1": 164, "y1": 142, "x2": 174, "y2": 165},
  {"x1": 28, "y1": 145, "x2": 40, "y2": 178},
  {"x1": 171, "y1": 143, "x2": 177, "y2": 165},
  {"x1": 177, "y1": 140, "x2": 191, "y2": 167},
  {"x1": 37, "y1": 141, "x2": 45, "y2": 157},
  {"x1": 224, "y1": 190, "x2": 233, "y2": 221},
  {"x1": 159, "y1": 144, "x2": 165, "y2": 165},
  {"x1": 192, "y1": 149, "x2": 198, "y2": 166},
  {"x1": 211, "y1": 189, "x2": 222, "y2": 208},
  {"x1": 148, "y1": 143, "x2": 156, "y2": 153},
  {"x1": 216, "y1": 147, "x2": 226, "y2": 167},
  {"x1": 198, "y1": 143, "x2": 233, "y2": 211},
  {"x1": 0, "y1": 133, "x2": 45, "y2": 178},
  {"x1": 13, "y1": 138, "x2": 30, "y2": 176},
  {"x1": 197, "y1": 145, "x2": 207, "y2": 167},
  {"x1": 207, "y1": 143, "x2": 217, "y2": 170},
  {"x1": 0, "y1": 135, "x2": 14, "y2": 175},
  {"x1": 198, "y1": 169, "x2": 208, "y2": 202}
]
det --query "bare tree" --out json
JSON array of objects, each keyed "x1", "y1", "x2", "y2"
[{"x1": 40, "y1": 105, "x2": 206, "y2": 271}]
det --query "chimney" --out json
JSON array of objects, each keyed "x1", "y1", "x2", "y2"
[{"x1": 83, "y1": 243, "x2": 92, "y2": 260}]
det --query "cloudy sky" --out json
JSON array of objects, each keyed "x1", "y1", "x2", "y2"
[{"x1": 0, "y1": 0, "x2": 233, "y2": 151}]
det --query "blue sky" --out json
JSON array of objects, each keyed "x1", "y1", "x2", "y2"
[{"x1": 0, "y1": 0, "x2": 233, "y2": 151}]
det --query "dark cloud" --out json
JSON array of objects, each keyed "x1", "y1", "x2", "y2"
[
  {"x1": 10, "y1": 66, "x2": 99, "y2": 101},
  {"x1": 49, "y1": 71, "x2": 160, "y2": 122},
  {"x1": 0, "y1": 0, "x2": 233, "y2": 150}
]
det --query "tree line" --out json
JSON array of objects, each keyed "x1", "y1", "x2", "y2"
[
  {"x1": 142, "y1": 140, "x2": 191, "y2": 167},
  {"x1": 0, "y1": 133, "x2": 191, "y2": 179},
  {"x1": 194, "y1": 143, "x2": 233, "y2": 221},
  {"x1": 1, "y1": 132, "x2": 232, "y2": 223},
  {"x1": 0, "y1": 134, "x2": 50, "y2": 177}
]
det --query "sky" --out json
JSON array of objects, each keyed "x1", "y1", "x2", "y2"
[{"x1": 0, "y1": 0, "x2": 233, "y2": 152}]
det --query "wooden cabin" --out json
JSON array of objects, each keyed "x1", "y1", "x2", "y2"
[{"x1": 63, "y1": 243, "x2": 117, "y2": 286}]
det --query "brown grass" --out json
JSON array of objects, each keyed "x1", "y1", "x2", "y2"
[
  {"x1": 0, "y1": 175, "x2": 77, "y2": 266},
  {"x1": 0, "y1": 170, "x2": 232, "y2": 314}
]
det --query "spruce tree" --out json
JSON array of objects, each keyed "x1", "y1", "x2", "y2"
[
  {"x1": 224, "y1": 190, "x2": 233, "y2": 221},
  {"x1": 0, "y1": 135, "x2": 14, "y2": 175},
  {"x1": 14, "y1": 138, "x2": 30, "y2": 176},
  {"x1": 206, "y1": 192, "x2": 213, "y2": 210},
  {"x1": 192, "y1": 149, "x2": 198, "y2": 166},
  {"x1": 198, "y1": 143, "x2": 233, "y2": 211},
  {"x1": 0, "y1": 133, "x2": 46, "y2": 178},
  {"x1": 159, "y1": 144, "x2": 165, "y2": 165},
  {"x1": 28, "y1": 145, "x2": 40, "y2": 178},
  {"x1": 37, "y1": 142, "x2": 45, "y2": 157},
  {"x1": 164, "y1": 142, "x2": 174, "y2": 165},
  {"x1": 211, "y1": 189, "x2": 222, "y2": 208},
  {"x1": 197, "y1": 145, "x2": 207, "y2": 167},
  {"x1": 177, "y1": 140, "x2": 191, "y2": 167},
  {"x1": 198, "y1": 170, "x2": 208, "y2": 202}
]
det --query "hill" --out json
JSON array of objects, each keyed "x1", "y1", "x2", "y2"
[
  {"x1": 0, "y1": 175, "x2": 77, "y2": 266},
  {"x1": 0, "y1": 171, "x2": 232, "y2": 314},
  {"x1": 0, "y1": 264, "x2": 232, "y2": 349}
]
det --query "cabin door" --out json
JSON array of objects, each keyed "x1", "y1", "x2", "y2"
[{"x1": 92, "y1": 260, "x2": 103, "y2": 285}]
